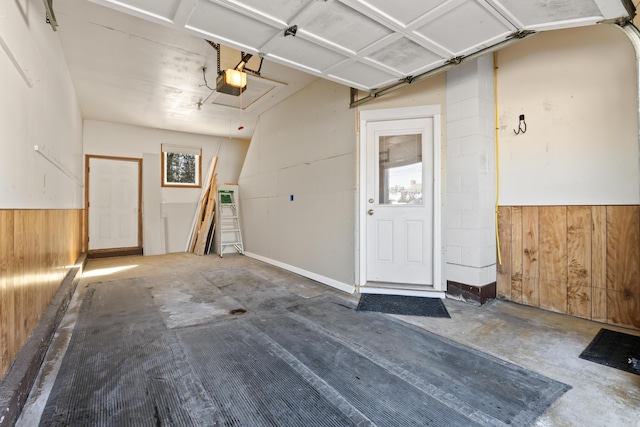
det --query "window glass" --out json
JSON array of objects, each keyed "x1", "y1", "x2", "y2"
[
  {"x1": 378, "y1": 133, "x2": 422, "y2": 205},
  {"x1": 161, "y1": 145, "x2": 202, "y2": 188}
]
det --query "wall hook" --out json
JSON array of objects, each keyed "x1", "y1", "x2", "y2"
[{"x1": 513, "y1": 114, "x2": 527, "y2": 135}]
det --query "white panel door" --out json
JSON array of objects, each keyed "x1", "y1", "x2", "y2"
[
  {"x1": 88, "y1": 157, "x2": 140, "y2": 250},
  {"x1": 366, "y1": 118, "x2": 433, "y2": 285}
]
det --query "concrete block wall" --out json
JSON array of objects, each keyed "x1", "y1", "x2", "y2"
[{"x1": 445, "y1": 55, "x2": 497, "y2": 287}]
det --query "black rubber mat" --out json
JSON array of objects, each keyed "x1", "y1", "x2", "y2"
[
  {"x1": 39, "y1": 280, "x2": 215, "y2": 426},
  {"x1": 357, "y1": 293, "x2": 451, "y2": 317},
  {"x1": 290, "y1": 295, "x2": 571, "y2": 426},
  {"x1": 579, "y1": 328, "x2": 640, "y2": 375},
  {"x1": 40, "y1": 270, "x2": 569, "y2": 426},
  {"x1": 179, "y1": 322, "x2": 361, "y2": 426},
  {"x1": 247, "y1": 313, "x2": 479, "y2": 426}
]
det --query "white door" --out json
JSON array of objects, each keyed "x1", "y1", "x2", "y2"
[
  {"x1": 88, "y1": 157, "x2": 140, "y2": 250},
  {"x1": 365, "y1": 117, "x2": 435, "y2": 286}
]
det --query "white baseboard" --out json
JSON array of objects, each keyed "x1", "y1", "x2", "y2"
[{"x1": 244, "y1": 252, "x2": 356, "y2": 294}]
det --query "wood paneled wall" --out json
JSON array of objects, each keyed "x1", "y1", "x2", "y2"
[
  {"x1": 497, "y1": 206, "x2": 640, "y2": 329},
  {"x1": 0, "y1": 209, "x2": 83, "y2": 378}
]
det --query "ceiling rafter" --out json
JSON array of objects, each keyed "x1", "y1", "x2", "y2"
[{"x1": 90, "y1": 0, "x2": 632, "y2": 93}]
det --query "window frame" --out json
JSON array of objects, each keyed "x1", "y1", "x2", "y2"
[{"x1": 160, "y1": 144, "x2": 202, "y2": 188}]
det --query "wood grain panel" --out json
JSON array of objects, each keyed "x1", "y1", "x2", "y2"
[
  {"x1": 539, "y1": 206, "x2": 567, "y2": 282},
  {"x1": 606, "y1": 206, "x2": 640, "y2": 294},
  {"x1": 522, "y1": 277, "x2": 538, "y2": 306},
  {"x1": 591, "y1": 206, "x2": 606, "y2": 289},
  {"x1": 497, "y1": 207, "x2": 511, "y2": 299},
  {"x1": 539, "y1": 279, "x2": 567, "y2": 313},
  {"x1": 539, "y1": 207, "x2": 567, "y2": 313},
  {"x1": 510, "y1": 207, "x2": 523, "y2": 303},
  {"x1": 0, "y1": 211, "x2": 14, "y2": 376},
  {"x1": 13, "y1": 210, "x2": 26, "y2": 358},
  {"x1": 0, "y1": 209, "x2": 82, "y2": 378},
  {"x1": 522, "y1": 207, "x2": 539, "y2": 306},
  {"x1": 498, "y1": 205, "x2": 639, "y2": 330},
  {"x1": 566, "y1": 204, "x2": 590, "y2": 321},
  {"x1": 567, "y1": 283, "x2": 591, "y2": 319},
  {"x1": 607, "y1": 289, "x2": 640, "y2": 329},
  {"x1": 591, "y1": 287, "x2": 607, "y2": 323},
  {"x1": 510, "y1": 278, "x2": 523, "y2": 303},
  {"x1": 567, "y1": 206, "x2": 591, "y2": 287}
]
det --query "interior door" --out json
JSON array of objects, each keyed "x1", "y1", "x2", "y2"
[
  {"x1": 366, "y1": 118, "x2": 433, "y2": 286},
  {"x1": 88, "y1": 156, "x2": 141, "y2": 250}
]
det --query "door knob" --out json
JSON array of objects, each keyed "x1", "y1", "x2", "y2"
[{"x1": 368, "y1": 209, "x2": 374, "y2": 215}]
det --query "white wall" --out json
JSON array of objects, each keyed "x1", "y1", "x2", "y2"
[
  {"x1": 236, "y1": 22, "x2": 640, "y2": 292},
  {"x1": 445, "y1": 57, "x2": 497, "y2": 288},
  {"x1": 83, "y1": 120, "x2": 249, "y2": 252},
  {"x1": 0, "y1": 0, "x2": 83, "y2": 208},
  {"x1": 497, "y1": 24, "x2": 640, "y2": 205},
  {"x1": 239, "y1": 78, "x2": 357, "y2": 287}
]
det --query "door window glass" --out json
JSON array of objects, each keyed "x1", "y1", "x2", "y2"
[{"x1": 378, "y1": 133, "x2": 423, "y2": 205}]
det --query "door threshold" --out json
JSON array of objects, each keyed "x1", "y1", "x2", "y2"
[
  {"x1": 88, "y1": 247, "x2": 143, "y2": 259},
  {"x1": 359, "y1": 282, "x2": 445, "y2": 298}
]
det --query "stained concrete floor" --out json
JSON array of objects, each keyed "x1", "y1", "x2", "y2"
[{"x1": 16, "y1": 253, "x2": 640, "y2": 427}]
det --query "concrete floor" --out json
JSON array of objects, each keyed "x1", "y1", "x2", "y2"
[{"x1": 17, "y1": 253, "x2": 640, "y2": 426}]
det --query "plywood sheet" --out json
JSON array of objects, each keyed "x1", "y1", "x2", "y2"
[
  {"x1": 522, "y1": 277, "x2": 539, "y2": 307},
  {"x1": 591, "y1": 286, "x2": 607, "y2": 323},
  {"x1": 567, "y1": 283, "x2": 591, "y2": 319},
  {"x1": 591, "y1": 206, "x2": 606, "y2": 289},
  {"x1": 25, "y1": 211, "x2": 39, "y2": 327},
  {"x1": 567, "y1": 206, "x2": 591, "y2": 287},
  {"x1": 539, "y1": 206, "x2": 567, "y2": 283},
  {"x1": 606, "y1": 206, "x2": 640, "y2": 294},
  {"x1": 522, "y1": 207, "x2": 539, "y2": 306},
  {"x1": 13, "y1": 210, "x2": 26, "y2": 355},
  {"x1": 511, "y1": 279, "x2": 523, "y2": 303},
  {"x1": 497, "y1": 204, "x2": 639, "y2": 330},
  {"x1": 0, "y1": 209, "x2": 83, "y2": 378},
  {"x1": 539, "y1": 279, "x2": 567, "y2": 314},
  {"x1": 0, "y1": 210, "x2": 14, "y2": 376},
  {"x1": 538, "y1": 207, "x2": 567, "y2": 313},
  {"x1": 497, "y1": 207, "x2": 511, "y2": 299},
  {"x1": 607, "y1": 289, "x2": 640, "y2": 329},
  {"x1": 194, "y1": 175, "x2": 218, "y2": 256},
  {"x1": 510, "y1": 207, "x2": 523, "y2": 302}
]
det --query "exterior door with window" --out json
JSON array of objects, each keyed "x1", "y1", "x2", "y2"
[{"x1": 360, "y1": 106, "x2": 442, "y2": 293}]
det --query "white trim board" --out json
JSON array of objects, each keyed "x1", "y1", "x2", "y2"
[{"x1": 244, "y1": 252, "x2": 356, "y2": 294}]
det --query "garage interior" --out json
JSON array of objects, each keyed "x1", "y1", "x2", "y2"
[{"x1": 1, "y1": 0, "x2": 640, "y2": 425}]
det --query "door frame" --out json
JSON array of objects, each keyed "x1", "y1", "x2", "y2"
[
  {"x1": 85, "y1": 155, "x2": 143, "y2": 257},
  {"x1": 358, "y1": 106, "x2": 442, "y2": 296}
]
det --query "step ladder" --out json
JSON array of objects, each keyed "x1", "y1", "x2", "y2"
[{"x1": 218, "y1": 189, "x2": 244, "y2": 257}]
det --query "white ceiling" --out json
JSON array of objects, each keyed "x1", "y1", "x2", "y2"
[{"x1": 54, "y1": 0, "x2": 632, "y2": 139}]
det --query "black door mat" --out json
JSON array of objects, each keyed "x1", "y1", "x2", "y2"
[
  {"x1": 579, "y1": 328, "x2": 640, "y2": 375},
  {"x1": 356, "y1": 293, "x2": 451, "y2": 318}
]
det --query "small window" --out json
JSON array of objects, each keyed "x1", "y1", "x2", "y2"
[{"x1": 161, "y1": 144, "x2": 202, "y2": 188}]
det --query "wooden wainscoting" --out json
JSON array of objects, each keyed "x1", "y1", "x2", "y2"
[
  {"x1": 497, "y1": 206, "x2": 640, "y2": 330},
  {"x1": 0, "y1": 209, "x2": 83, "y2": 377}
]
